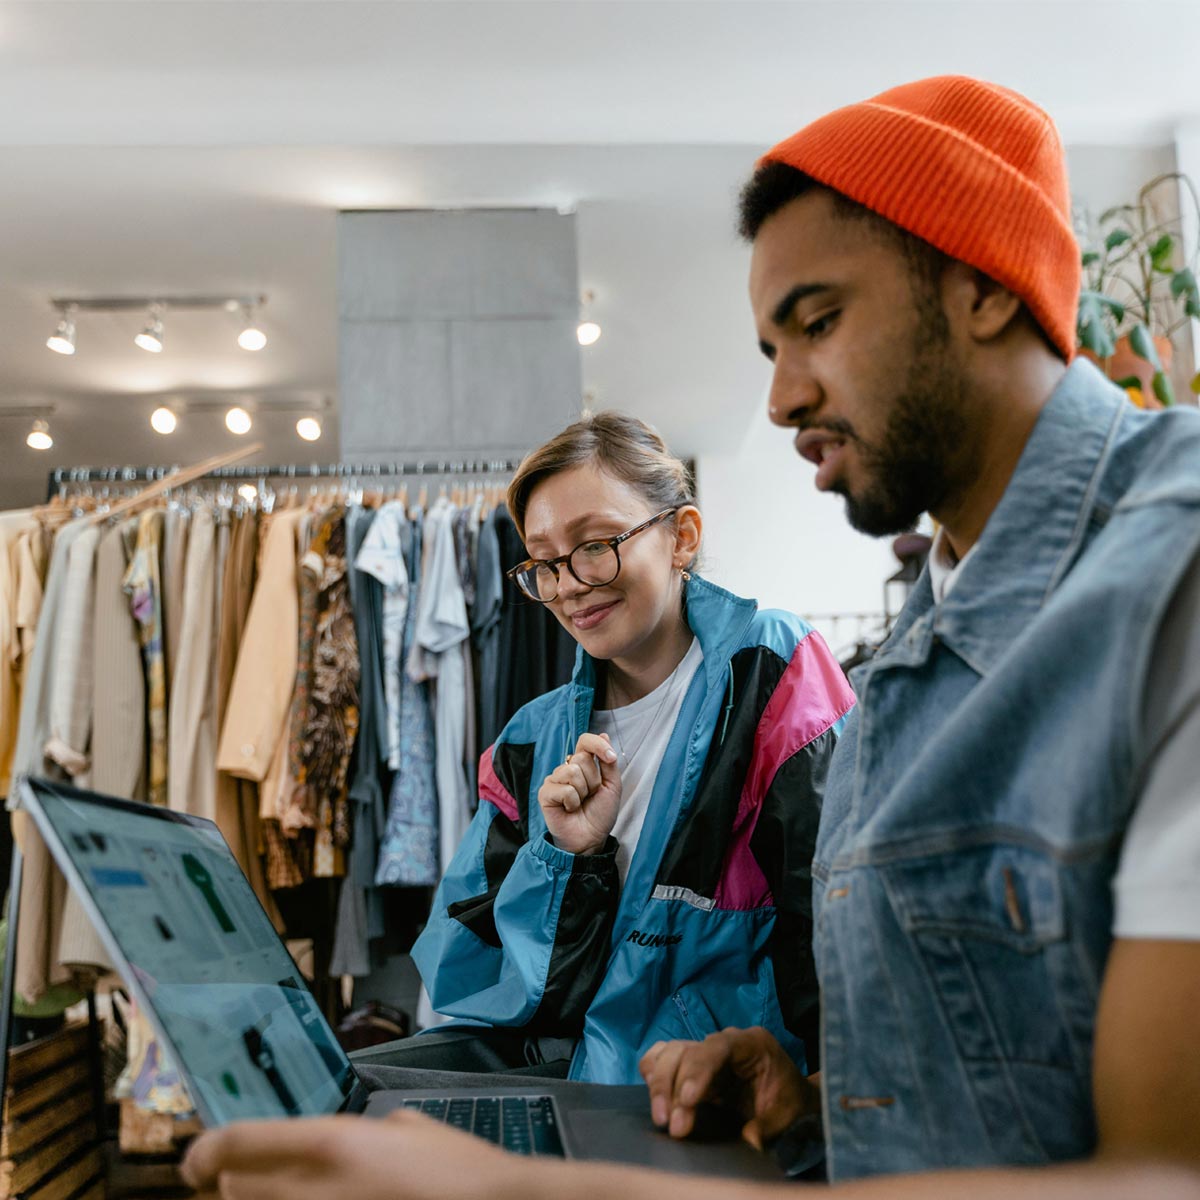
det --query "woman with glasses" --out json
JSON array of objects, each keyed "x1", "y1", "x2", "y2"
[{"x1": 410, "y1": 411, "x2": 854, "y2": 1084}]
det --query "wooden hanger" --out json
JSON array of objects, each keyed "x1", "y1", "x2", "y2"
[{"x1": 90, "y1": 443, "x2": 264, "y2": 526}]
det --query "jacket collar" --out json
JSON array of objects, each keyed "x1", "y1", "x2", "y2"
[
  {"x1": 874, "y1": 359, "x2": 1128, "y2": 678},
  {"x1": 570, "y1": 573, "x2": 757, "y2": 696}
]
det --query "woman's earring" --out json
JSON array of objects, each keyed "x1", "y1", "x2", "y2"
[{"x1": 678, "y1": 564, "x2": 692, "y2": 582}]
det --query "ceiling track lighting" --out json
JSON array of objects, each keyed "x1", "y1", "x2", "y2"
[
  {"x1": 44, "y1": 294, "x2": 269, "y2": 357},
  {"x1": 129, "y1": 393, "x2": 329, "y2": 439},
  {"x1": 576, "y1": 288, "x2": 601, "y2": 347},
  {"x1": 26, "y1": 419, "x2": 53, "y2": 451},
  {"x1": 150, "y1": 406, "x2": 177, "y2": 435},
  {"x1": 295, "y1": 416, "x2": 322, "y2": 442},
  {"x1": 225, "y1": 406, "x2": 253, "y2": 436},
  {"x1": 46, "y1": 304, "x2": 77, "y2": 356},
  {"x1": 231, "y1": 300, "x2": 268, "y2": 352},
  {"x1": 135, "y1": 306, "x2": 165, "y2": 354}
]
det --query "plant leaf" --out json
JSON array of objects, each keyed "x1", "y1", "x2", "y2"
[
  {"x1": 1150, "y1": 233, "x2": 1174, "y2": 272},
  {"x1": 1113, "y1": 375, "x2": 1142, "y2": 391},
  {"x1": 1191, "y1": 370, "x2": 1200, "y2": 394},
  {"x1": 1076, "y1": 291, "x2": 1117, "y2": 357},
  {"x1": 1170, "y1": 268, "x2": 1200, "y2": 318},
  {"x1": 1081, "y1": 250, "x2": 1101, "y2": 267},
  {"x1": 1128, "y1": 323, "x2": 1162, "y2": 370},
  {"x1": 1105, "y1": 229, "x2": 1132, "y2": 251},
  {"x1": 1152, "y1": 369, "x2": 1175, "y2": 406}
]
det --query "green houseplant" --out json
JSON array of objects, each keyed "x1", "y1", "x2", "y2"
[{"x1": 1075, "y1": 171, "x2": 1200, "y2": 406}]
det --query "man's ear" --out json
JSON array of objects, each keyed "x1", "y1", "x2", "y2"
[{"x1": 942, "y1": 262, "x2": 1023, "y2": 344}]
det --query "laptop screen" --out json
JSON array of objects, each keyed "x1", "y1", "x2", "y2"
[{"x1": 20, "y1": 778, "x2": 358, "y2": 1126}]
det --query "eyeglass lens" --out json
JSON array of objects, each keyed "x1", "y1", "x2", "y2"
[{"x1": 518, "y1": 540, "x2": 619, "y2": 601}]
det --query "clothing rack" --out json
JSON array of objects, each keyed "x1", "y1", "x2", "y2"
[{"x1": 49, "y1": 458, "x2": 521, "y2": 492}]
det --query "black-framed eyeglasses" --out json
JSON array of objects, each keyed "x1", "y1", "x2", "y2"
[{"x1": 506, "y1": 508, "x2": 678, "y2": 603}]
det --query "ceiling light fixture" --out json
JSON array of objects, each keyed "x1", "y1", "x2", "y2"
[
  {"x1": 150, "y1": 406, "x2": 177, "y2": 435},
  {"x1": 46, "y1": 306, "x2": 77, "y2": 356},
  {"x1": 26, "y1": 419, "x2": 53, "y2": 451},
  {"x1": 576, "y1": 289, "x2": 601, "y2": 347},
  {"x1": 135, "y1": 306, "x2": 165, "y2": 354},
  {"x1": 237, "y1": 304, "x2": 267, "y2": 352},
  {"x1": 295, "y1": 416, "x2": 322, "y2": 442},
  {"x1": 225, "y1": 406, "x2": 252, "y2": 435},
  {"x1": 46, "y1": 294, "x2": 269, "y2": 357}
]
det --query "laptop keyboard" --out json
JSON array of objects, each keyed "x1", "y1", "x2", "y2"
[{"x1": 401, "y1": 1095, "x2": 564, "y2": 1156}]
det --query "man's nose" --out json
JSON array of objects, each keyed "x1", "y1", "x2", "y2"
[{"x1": 767, "y1": 356, "x2": 820, "y2": 428}]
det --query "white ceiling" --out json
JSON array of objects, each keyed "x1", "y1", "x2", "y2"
[{"x1": 3, "y1": 1, "x2": 1199, "y2": 508}]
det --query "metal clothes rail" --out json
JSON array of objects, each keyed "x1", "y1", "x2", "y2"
[{"x1": 49, "y1": 458, "x2": 522, "y2": 489}]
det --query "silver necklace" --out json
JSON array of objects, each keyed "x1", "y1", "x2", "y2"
[{"x1": 605, "y1": 660, "x2": 686, "y2": 767}]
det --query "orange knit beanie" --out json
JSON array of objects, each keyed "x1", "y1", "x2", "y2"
[{"x1": 761, "y1": 75, "x2": 1079, "y2": 361}]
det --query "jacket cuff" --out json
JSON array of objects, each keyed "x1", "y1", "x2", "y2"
[
  {"x1": 44, "y1": 736, "x2": 90, "y2": 777},
  {"x1": 532, "y1": 833, "x2": 618, "y2": 874}
]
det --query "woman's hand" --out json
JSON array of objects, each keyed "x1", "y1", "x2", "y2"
[{"x1": 537, "y1": 732, "x2": 622, "y2": 855}]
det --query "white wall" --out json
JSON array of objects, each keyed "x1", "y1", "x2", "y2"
[{"x1": 697, "y1": 404, "x2": 902, "y2": 656}]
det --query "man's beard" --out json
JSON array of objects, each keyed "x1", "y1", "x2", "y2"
[{"x1": 835, "y1": 306, "x2": 971, "y2": 537}]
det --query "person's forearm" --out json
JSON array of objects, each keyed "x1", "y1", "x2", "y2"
[
  {"x1": 527, "y1": 1158, "x2": 1200, "y2": 1200},
  {"x1": 824, "y1": 1159, "x2": 1200, "y2": 1198}
]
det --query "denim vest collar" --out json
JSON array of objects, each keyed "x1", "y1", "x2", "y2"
[{"x1": 869, "y1": 361, "x2": 1127, "y2": 680}]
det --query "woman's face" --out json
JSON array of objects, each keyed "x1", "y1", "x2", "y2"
[{"x1": 520, "y1": 461, "x2": 689, "y2": 663}]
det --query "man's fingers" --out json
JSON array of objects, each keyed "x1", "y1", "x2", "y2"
[
  {"x1": 641, "y1": 1040, "x2": 690, "y2": 1127},
  {"x1": 658, "y1": 1034, "x2": 738, "y2": 1139},
  {"x1": 740, "y1": 1118, "x2": 765, "y2": 1153},
  {"x1": 182, "y1": 1121, "x2": 341, "y2": 1190},
  {"x1": 209, "y1": 1170, "x2": 306, "y2": 1200}
]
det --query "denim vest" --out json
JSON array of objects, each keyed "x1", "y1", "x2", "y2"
[{"x1": 814, "y1": 361, "x2": 1200, "y2": 1181}]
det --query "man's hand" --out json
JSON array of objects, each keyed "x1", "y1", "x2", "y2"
[
  {"x1": 181, "y1": 1110, "x2": 527, "y2": 1200},
  {"x1": 537, "y1": 733, "x2": 621, "y2": 855},
  {"x1": 639, "y1": 1026, "x2": 818, "y2": 1150}
]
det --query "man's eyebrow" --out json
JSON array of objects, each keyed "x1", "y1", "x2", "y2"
[{"x1": 771, "y1": 282, "x2": 834, "y2": 328}]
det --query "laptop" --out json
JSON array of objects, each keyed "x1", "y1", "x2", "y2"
[{"x1": 15, "y1": 776, "x2": 782, "y2": 1178}]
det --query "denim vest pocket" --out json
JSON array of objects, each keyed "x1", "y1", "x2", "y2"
[{"x1": 881, "y1": 843, "x2": 1082, "y2": 1070}]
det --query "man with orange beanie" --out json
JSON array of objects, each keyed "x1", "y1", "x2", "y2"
[{"x1": 183, "y1": 78, "x2": 1200, "y2": 1199}]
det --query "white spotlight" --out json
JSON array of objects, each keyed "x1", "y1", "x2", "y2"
[
  {"x1": 235, "y1": 302, "x2": 267, "y2": 351},
  {"x1": 26, "y1": 419, "x2": 53, "y2": 450},
  {"x1": 237, "y1": 484, "x2": 258, "y2": 503},
  {"x1": 576, "y1": 288, "x2": 601, "y2": 346},
  {"x1": 225, "y1": 406, "x2": 252, "y2": 435},
  {"x1": 135, "y1": 310, "x2": 164, "y2": 353},
  {"x1": 238, "y1": 325, "x2": 267, "y2": 352},
  {"x1": 295, "y1": 416, "x2": 322, "y2": 442},
  {"x1": 47, "y1": 313, "x2": 76, "y2": 355},
  {"x1": 150, "y1": 406, "x2": 177, "y2": 435}
]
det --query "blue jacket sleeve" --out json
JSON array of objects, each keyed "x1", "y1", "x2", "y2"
[{"x1": 411, "y1": 796, "x2": 620, "y2": 1035}]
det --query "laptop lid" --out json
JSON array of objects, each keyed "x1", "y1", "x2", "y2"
[{"x1": 17, "y1": 775, "x2": 368, "y2": 1127}]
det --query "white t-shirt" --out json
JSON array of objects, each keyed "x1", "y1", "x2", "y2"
[
  {"x1": 928, "y1": 527, "x2": 1200, "y2": 942},
  {"x1": 589, "y1": 638, "x2": 704, "y2": 882}
]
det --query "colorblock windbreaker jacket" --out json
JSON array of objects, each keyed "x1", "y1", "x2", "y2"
[{"x1": 411, "y1": 576, "x2": 855, "y2": 1083}]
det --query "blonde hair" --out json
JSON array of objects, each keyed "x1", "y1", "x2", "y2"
[{"x1": 507, "y1": 411, "x2": 696, "y2": 544}]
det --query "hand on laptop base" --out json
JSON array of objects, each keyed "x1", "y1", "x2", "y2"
[
  {"x1": 639, "y1": 1026, "x2": 817, "y2": 1149},
  {"x1": 181, "y1": 1109, "x2": 529, "y2": 1200}
]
